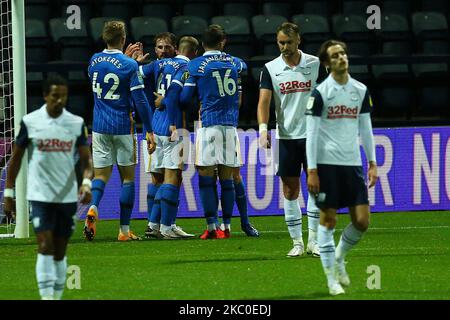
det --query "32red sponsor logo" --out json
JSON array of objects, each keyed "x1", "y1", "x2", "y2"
[
  {"x1": 327, "y1": 105, "x2": 358, "y2": 119},
  {"x1": 37, "y1": 139, "x2": 73, "y2": 152},
  {"x1": 279, "y1": 80, "x2": 311, "y2": 94}
]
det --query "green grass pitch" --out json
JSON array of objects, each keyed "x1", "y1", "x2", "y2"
[{"x1": 1, "y1": 211, "x2": 449, "y2": 300}]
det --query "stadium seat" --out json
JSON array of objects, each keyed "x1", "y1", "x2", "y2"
[
  {"x1": 382, "y1": 41, "x2": 413, "y2": 55},
  {"x1": 251, "y1": 15, "x2": 287, "y2": 55},
  {"x1": 25, "y1": 3, "x2": 51, "y2": 22},
  {"x1": 379, "y1": 14, "x2": 411, "y2": 40},
  {"x1": 411, "y1": 12, "x2": 449, "y2": 40},
  {"x1": 130, "y1": 17, "x2": 168, "y2": 44},
  {"x1": 303, "y1": 1, "x2": 336, "y2": 18},
  {"x1": 171, "y1": 16, "x2": 208, "y2": 38},
  {"x1": 292, "y1": 14, "x2": 332, "y2": 53},
  {"x1": 417, "y1": 87, "x2": 450, "y2": 117},
  {"x1": 420, "y1": 0, "x2": 449, "y2": 15},
  {"x1": 332, "y1": 14, "x2": 376, "y2": 56},
  {"x1": 142, "y1": 3, "x2": 174, "y2": 22},
  {"x1": 66, "y1": 94, "x2": 91, "y2": 120},
  {"x1": 348, "y1": 64, "x2": 372, "y2": 83},
  {"x1": 342, "y1": 1, "x2": 371, "y2": 15},
  {"x1": 101, "y1": 3, "x2": 133, "y2": 22},
  {"x1": 251, "y1": 15, "x2": 288, "y2": 39},
  {"x1": 211, "y1": 16, "x2": 254, "y2": 59},
  {"x1": 373, "y1": 87, "x2": 415, "y2": 119},
  {"x1": 382, "y1": 0, "x2": 412, "y2": 17},
  {"x1": 27, "y1": 95, "x2": 44, "y2": 113},
  {"x1": 25, "y1": 19, "x2": 51, "y2": 63},
  {"x1": 182, "y1": 2, "x2": 213, "y2": 21},
  {"x1": 377, "y1": 14, "x2": 413, "y2": 54},
  {"x1": 421, "y1": 40, "x2": 449, "y2": 54},
  {"x1": 223, "y1": 2, "x2": 255, "y2": 20},
  {"x1": 49, "y1": 18, "x2": 91, "y2": 62},
  {"x1": 262, "y1": 2, "x2": 292, "y2": 19}
]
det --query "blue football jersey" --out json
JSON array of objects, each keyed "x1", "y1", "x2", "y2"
[
  {"x1": 140, "y1": 56, "x2": 189, "y2": 136},
  {"x1": 184, "y1": 51, "x2": 245, "y2": 127},
  {"x1": 88, "y1": 49, "x2": 146, "y2": 135}
]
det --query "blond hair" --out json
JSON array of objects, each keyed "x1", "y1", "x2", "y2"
[{"x1": 102, "y1": 20, "x2": 126, "y2": 47}]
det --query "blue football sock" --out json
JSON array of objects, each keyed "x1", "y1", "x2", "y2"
[
  {"x1": 150, "y1": 187, "x2": 162, "y2": 224},
  {"x1": 171, "y1": 200, "x2": 180, "y2": 225},
  {"x1": 199, "y1": 175, "x2": 218, "y2": 225},
  {"x1": 119, "y1": 182, "x2": 135, "y2": 226},
  {"x1": 147, "y1": 184, "x2": 160, "y2": 222},
  {"x1": 220, "y1": 179, "x2": 235, "y2": 225},
  {"x1": 160, "y1": 184, "x2": 180, "y2": 227},
  {"x1": 234, "y1": 180, "x2": 249, "y2": 226},
  {"x1": 91, "y1": 179, "x2": 106, "y2": 207}
]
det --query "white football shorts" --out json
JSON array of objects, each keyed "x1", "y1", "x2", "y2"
[
  {"x1": 143, "y1": 134, "x2": 184, "y2": 173},
  {"x1": 195, "y1": 125, "x2": 241, "y2": 167},
  {"x1": 92, "y1": 132, "x2": 138, "y2": 168}
]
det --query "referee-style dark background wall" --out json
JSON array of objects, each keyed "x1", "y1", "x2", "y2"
[{"x1": 17, "y1": 0, "x2": 450, "y2": 130}]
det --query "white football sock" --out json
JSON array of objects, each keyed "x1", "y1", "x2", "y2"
[
  {"x1": 207, "y1": 223, "x2": 216, "y2": 232},
  {"x1": 53, "y1": 256, "x2": 67, "y2": 300},
  {"x1": 307, "y1": 194, "x2": 320, "y2": 244},
  {"x1": 318, "y1": 225, "x2": 337, "y2": 285},
  {"x1": 336, "y1": 223, "x2": 364, "y2": 263},
  {"x1": 36, "y1": 253, "x2": 56, "y2": 300},
  {"x1": 284, "y1": 198, "x2": 302, "y2": 240},
  {"x1": 160, "y1": 224, "x2": 172, "y2": 234},
  {"x1": 149, "y1": 222, "x2": 160, "y2": 231},
  {"x1": 120, "y1": 225, "x2": 130, "y2": 234}
]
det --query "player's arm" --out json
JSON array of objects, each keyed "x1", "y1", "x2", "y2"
[
  {"x1": 130, "y1": 64, "x2": 153, "y2": 133},
  {"x1": 125, "y1": 42, "x2": 150, "y2": 64},
  {"x1": 359, "y1": 90, "x2": 378, "y2": 188},
  {"x1": 76, "y1": 123, "x2": 93, "y2": 204},
  {"x1": 237, "y1": 58, "x2": 247, "y2": 108},
  {"x1": 4, "y1": 120, "x2": 30, "y2": 219},
  {"x1": 179, "y1": 68, "x2": 197, "y2": 109},
  {"x1": 305, "y1": 90, "x2": 323, "y2": 195},
  {"x1": 257, "y1": 66, "x2": 273, "y2": 148}
]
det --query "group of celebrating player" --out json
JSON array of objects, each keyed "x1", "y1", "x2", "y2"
[{"x1": 4, "y1": 19, "x2": 378, "y2": 298}]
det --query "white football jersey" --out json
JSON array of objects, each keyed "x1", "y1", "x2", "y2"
[
  {"x1": 305, "y1": 74, "x2": 373, "y2": 166},
  {"x1": 16, "y1": 105, "x2": 88, "y2": 203},
  {"x1": 260, "y1": 50, "x2": 324, "y2": 139}
]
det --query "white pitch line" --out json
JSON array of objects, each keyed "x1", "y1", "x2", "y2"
[{"x1": 259, "y1": 225, "x2": 450, "y2": 234}]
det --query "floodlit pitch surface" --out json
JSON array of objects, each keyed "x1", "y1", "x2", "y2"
[{"x1": 1, "y1": 211, "x2": 449, "y2": 300}]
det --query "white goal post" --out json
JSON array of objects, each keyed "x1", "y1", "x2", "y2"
[{"x1": 0, "y1": 0, "x2": 28, "y2": 238}]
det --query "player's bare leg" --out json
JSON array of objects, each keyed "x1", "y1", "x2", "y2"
[
  {"x1": 335, "y1": 205, "x2": 370, "y2": 287},
  {"x1": 281, "y1": 177, "x2": 304, "y2": 257},
  {"x1": 116, "y1": 164, "x2": 140, "y2": 241},
  {"x1": 233, "y1": 168, "x2": 259, "y2": 237},
  {"x1": 318, "y1": 208, "x2": 345, "y2": 295},
  {"x1": 84, "y1": 166, "x2": 112, "y2": 241}
]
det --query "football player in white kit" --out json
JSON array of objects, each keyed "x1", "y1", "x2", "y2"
[
  {"x1": 306, "y1": 40, "x2": 378, "y2": 295},
  {"x1": 257, "y1": 22, "x2": 327, "y2": 257},
  {"x1": 4, "y1": 75, "x2": 93, "y2": 299}
]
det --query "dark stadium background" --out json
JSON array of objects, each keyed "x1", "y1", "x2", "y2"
[{"x1": 20, "y1": 0, "x2": 450, "y2": 131}]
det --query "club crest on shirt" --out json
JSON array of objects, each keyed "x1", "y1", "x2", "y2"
[{"x1": 306, "y1": 96, "x2": 315, "y2": 110}]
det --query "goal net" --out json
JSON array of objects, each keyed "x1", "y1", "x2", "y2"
[
  {"x1": 0, "y1": 0, "x2": 14, "y2": 238},
  {"x1": 1, "y1": 0, "x2": 28, "y2": 238}
]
